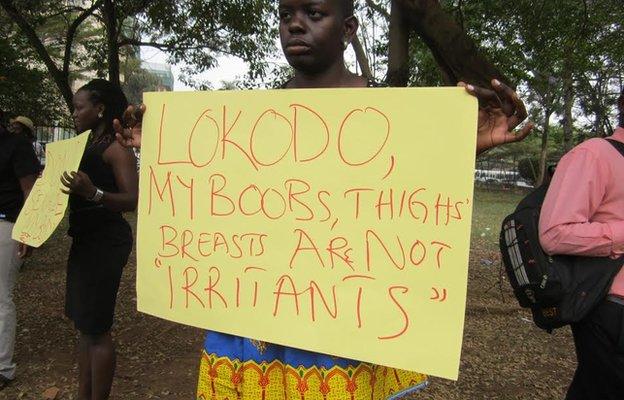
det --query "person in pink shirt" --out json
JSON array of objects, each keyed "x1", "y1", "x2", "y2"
[{"x1": 539, "y1": 90, "x2": 624, "y2": 400}]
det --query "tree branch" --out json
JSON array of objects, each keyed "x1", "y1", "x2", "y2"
[
  {"x1": 0, "y1": 0, "x2": 74, "y2": 109},
  {"x1": 397, "y1": 0, "x2": 510, "y2": 88},
  {"x1": 387, "y1": 0, "x2": 410, "y2": 87},
  {"x1": 63, "y1": 0, "x2": 103, "y2": 77},
  {"x1": 103, "y1": 0, "x2": 120, "y2": 85},
  {"x1": 40, "y1": 7, "x2": 88, "y2": 21},
  {"x1": 119, "y1": 0, "x2": 152, "y2": 19},
  {"x1": 118, "y1": 39, "x2": 239, "y2": 59},
  {"x1": 352, "y1": 35, "x2": 374, "y2": 82},
  {"x1": 118, "y1": 39, "x2": 202, "y2": 51},
  {"x1": 457, "y1": 0, "x2": 465, "y2": 31},
  {"x1": 365, "y1": 0, "x2": 390, "y2": 21}
]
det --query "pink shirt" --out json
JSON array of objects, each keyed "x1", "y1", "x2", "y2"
[{"x1": 539, "y1": 127, "x2": 624, "y2": 297}]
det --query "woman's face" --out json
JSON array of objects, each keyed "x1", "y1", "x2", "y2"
[
  {"x1": 279, "y1": 0, "x2": 347, "y2": 74},
  {"x1": 72, "y1": 90, "x2": 103, "y2": 133}
]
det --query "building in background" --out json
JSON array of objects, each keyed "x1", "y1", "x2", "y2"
[{"x1": 141, "y1": 62, "x2": 174, "y2": 91}]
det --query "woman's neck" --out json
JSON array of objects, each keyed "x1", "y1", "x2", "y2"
[
  {"x1": 290, "y1": 61, "x2": 367, "y2": 89},
  {"x1": 90, "y1": 123, "x2": 107, "y2": 140}
]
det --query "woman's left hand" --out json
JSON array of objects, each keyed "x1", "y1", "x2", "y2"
[
  {"x1": 460, "y1": 79, "x2": 534, "y2": 155},
  {"x1": 60, "y1": 171, "x2": 96, "y2": 199}
]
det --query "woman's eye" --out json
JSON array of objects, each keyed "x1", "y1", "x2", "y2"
[
  {"x1": 279, "y1": 11, "x2": 291, "y2": 21},
  {"x1": 308, "y1": 10, "x2": 322, "y2": 19}
]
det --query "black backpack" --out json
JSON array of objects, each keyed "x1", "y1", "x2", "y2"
[{"x1": 499, "y1": 139, "x2": 624, "y2": 332}]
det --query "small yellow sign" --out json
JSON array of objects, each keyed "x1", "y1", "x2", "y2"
[
  {"x1": 12, "y1": 132, "x2": 90, "y2": 247},
  {"x1": 137, "y1": 88, "x2": 477, "y2": 380}
]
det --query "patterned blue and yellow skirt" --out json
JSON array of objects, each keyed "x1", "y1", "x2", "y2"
[{"x1": 197, "y1": 331, "x2": 428, "y2": 399}]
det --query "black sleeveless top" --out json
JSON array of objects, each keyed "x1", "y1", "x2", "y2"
[{"x1": 68, "y1": 138, "x2": 129, "y2": 238}]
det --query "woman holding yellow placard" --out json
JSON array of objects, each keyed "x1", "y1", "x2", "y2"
[
  {"x1": 60, "y1": 79, "x2": 138, "y2": 400},
  {"x1": 115, "y1": 1, "x2": 532, "y2": 398}
]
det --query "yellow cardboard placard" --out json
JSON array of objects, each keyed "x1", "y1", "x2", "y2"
[
  {"x1": 137, "y1": 88, "x2": 477, "y2": 380},
  {"x1": 12, "y1": 132, "x2": 90, "y2": 247}
]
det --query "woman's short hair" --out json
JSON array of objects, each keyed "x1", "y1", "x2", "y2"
[{"x1": 78, "y1": 79, "x2": 128, "y2": 139}]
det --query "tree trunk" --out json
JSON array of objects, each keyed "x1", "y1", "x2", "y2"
[
  {"x1": 593, "y1": 76, "x2": 607, "y2": 137},
  {"x1": 387, "y1": 0, "x2": 410, "y2": 87},
  {"x1": 103, "y1": 0, "x2": 120, "y2": 86},
  {"x1": 397, "y1": 0, "x2": 510, "y2": 88},
  {"x1": 562, "y1": 67, "x2": 574, "y2": 152},
  {"x1": 0, "y1": 0, "x2": 73, "y2": 111},
  {"x1": 63, "y1": 0, "x2": 104, "y2": 78},
  {"x1": 537, "y1": 109, "x2": 553, "y2": 187},
  {"x1": 593, "y1": 107, "x2": 604, "y2": 137},
  {"x1": 352, "y1": 36, "x2": 374, "y2": 82}
]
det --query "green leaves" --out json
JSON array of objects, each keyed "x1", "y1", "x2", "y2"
[
  {"x1": 135, "y1": 0, "x2": 278, "y2": 82},
  {"x1": 0, "y1": 13, "x2": 68, "y2": 125},
  {"x1": 1, "y1": 0, "x2": 279, "y2": 115}
]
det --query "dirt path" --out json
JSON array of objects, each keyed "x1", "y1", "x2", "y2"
[{"x1": 2, "y1": 192, "x2": 576, "y2": 399}]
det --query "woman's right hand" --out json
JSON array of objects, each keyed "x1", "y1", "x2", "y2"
[
  {"x1": 17, "y1": 243, "x2": 33, "y2": 259},
  {"x1": 114, "y1": 104, "x2": 145, "y2": 149}
]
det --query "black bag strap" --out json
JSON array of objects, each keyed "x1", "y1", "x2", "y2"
[
  {"x1": 606, "y1": 138, "x2": 624, "y2": 158},
  {"x1": 603, "y1": 138, "x2": 624, "y2": 341}
]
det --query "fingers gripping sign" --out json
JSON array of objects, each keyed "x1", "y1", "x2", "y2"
[
  {"x1": 60, "y1": 171, "x2": 75, "y2": 195},
  {"x1": 460, "y1": 79, "x2": 534, "y2": 155},
  {"x1": 114, "y1": 104, "x2": 145, "y2": 149},
  {"x1": 60, "y1": 171, "x2": 96, "y2": 199}
]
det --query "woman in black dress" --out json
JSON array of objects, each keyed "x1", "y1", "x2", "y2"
[{"x1": 61, "y1": 79, "x2": 138, "y2": 400}]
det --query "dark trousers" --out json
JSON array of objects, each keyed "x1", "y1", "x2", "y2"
[{"x1": 566, "y1": 299, "x2": 624, "y2": 400}]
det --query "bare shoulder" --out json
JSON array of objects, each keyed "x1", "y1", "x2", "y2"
[{"x1": 103, "y1": 140, "x2": 136, "y2": 164}]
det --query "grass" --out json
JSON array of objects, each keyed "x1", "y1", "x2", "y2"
[
  {"x1": 471, "y1": 186, "x2": 528, "y2": 246},
  {"x1": 418, "y1": 185, "x2": 577, "y2": 400}
]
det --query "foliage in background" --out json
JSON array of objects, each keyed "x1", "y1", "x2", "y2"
[
  {"x1": 0, "y1": 0, "x2": 278, "y2": 112},
  {"x1": 0, "y1": 12, "x2": 68, "y2": 125},
  {"x1": 120, "y1": 57, "x2": 160, "y2": 104},
  {"x1": 134, "y1": 0, "x2": 278, "y2": 87},
  {"x1": 1, "y1": 0, "x2": 622, "y2": 169}
]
